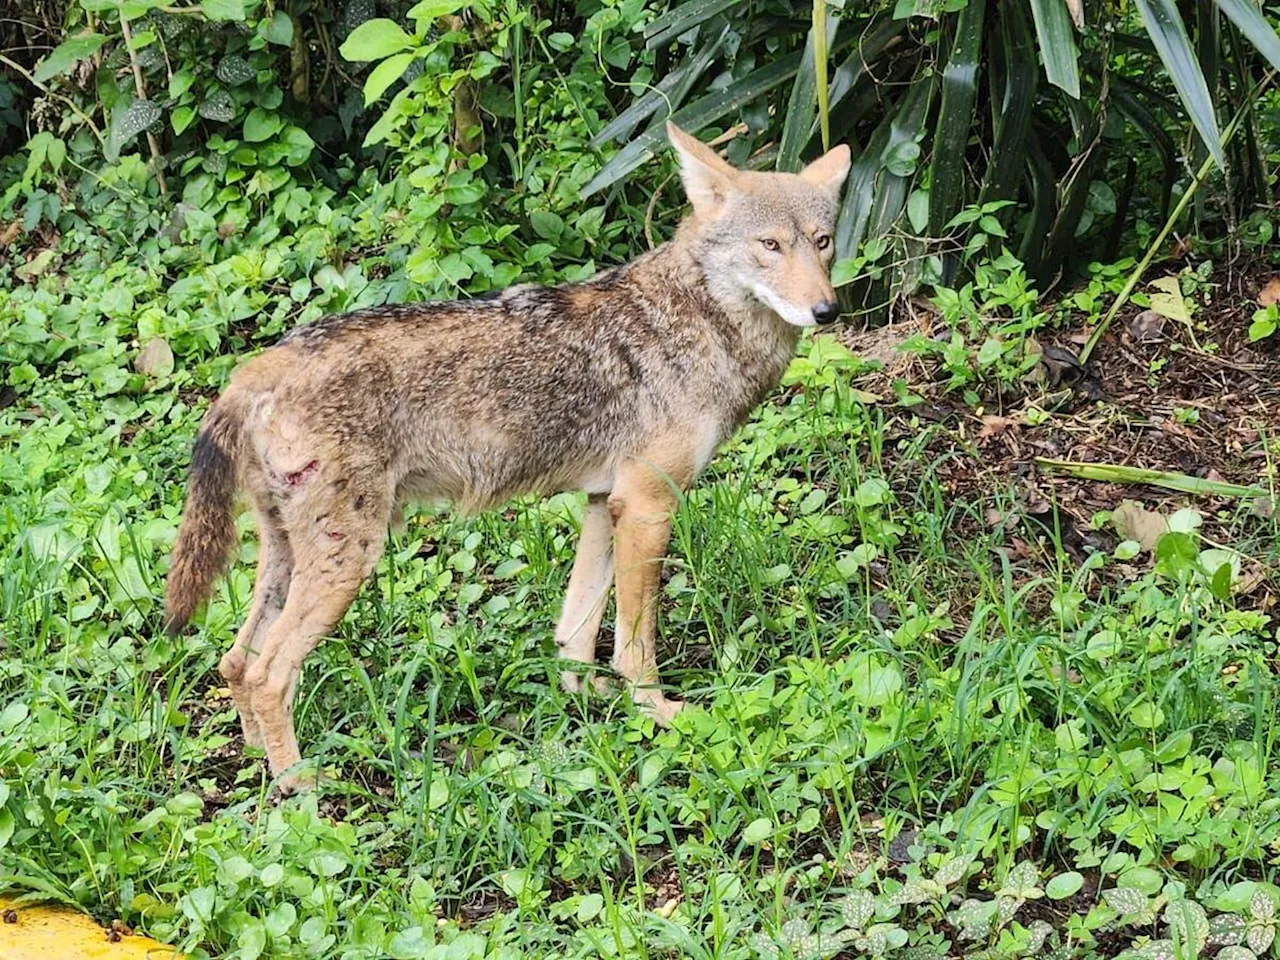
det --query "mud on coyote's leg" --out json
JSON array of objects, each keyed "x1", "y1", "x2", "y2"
[
  {"x1": 219, "y1": 498, "x2": 293, "y2": 749},
  {"x1": 608, "y1": 461, "x2": 686, "y2": 726},
  {"x1": 555, "y1": 493, "x2": 615, "y2": 694}
]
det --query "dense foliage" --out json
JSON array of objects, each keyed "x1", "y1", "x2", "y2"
[{"x1": 2, "y1": 0, "x2": 1280, "y2": 958}]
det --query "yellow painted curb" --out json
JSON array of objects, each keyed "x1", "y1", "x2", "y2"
[{"x1": 0, "y1": 897, "x2": 180, "y2": 959}]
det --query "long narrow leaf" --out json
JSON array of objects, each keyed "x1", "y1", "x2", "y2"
[
  {"x1": 979, "y1": 3, "x2": 1036, "y2": 208},
  {"x1": 1212, "y1": 0, "x2": 1280, "y2": 73},
  {"x1": 644, "y1": 0, "x2": 741, "y2": 49},
  {"x1": 777, "y1": 8, "x2": 839, "y2": 171},
  {"x1": 1112, "y1": 79, "x2": 1178, "y2": 218},
  {"x1": 869, "y1": 76, "x2": 934, "y2": 241},
  {"x1": 1028, "y1": 0, "x2": 1081, "y2": 98},
  {"x1": 1134, "y1": 0, "x2": 1226, "y2": 167},
  {"x1": 1036, "y1": 459, "x2": 1267, "y2": 497},
  {"x1": 927, "y1": 0, "x2": 987, "y2": 235},
  {"x1": 591, "y1": 24, "x2": 730, "y2": 147},
  {"x1": 581, "y1": 52, "x2": 805, "y2": 197},
  {"x1": 834, "y1": 72, "x2": 935, "y2": 256},
  {"x1": 1018, "y1": 138, "x2": 1057, "y2": 279},
  {"x1": 816, "y1": 19, "x2": 908, "y2": 136}
]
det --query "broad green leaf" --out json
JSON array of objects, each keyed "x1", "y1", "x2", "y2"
[
  {"x1": 407, "y1": 0, "x2": 467, "y2": 20},
  {"x1": 243, "y1": 107, "x2": 283, "y2": 142},
  {"x1": 201, "y1": 0, "x2": 246, "y2": 21},
  {"x1": 340, "y1": 19, "x2": 414, "y2": 62},
  {"x1": 1028, "y1": 0, "x2": 1081, "y2": 98},
  {"x1": 1046, "y1": 872, "x2": 1085, "y2": 899},
  {"x1": 742, "y1": 817, "x2": 773, "y2": 844},
  {"x1": 1134, "y1": 0, "x2": 1225, "y2": 167},
  {"x1": 34, "y1": 34, "x2": 108, "y2": 84},
  {"x1": 266, "y1": 10, "x2": 294, "y2": 45},
  {"x1": 363, "y1": 52, "x2": 415, "y2": 104}
]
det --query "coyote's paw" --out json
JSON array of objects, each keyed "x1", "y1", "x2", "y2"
[
  {"x1": 638, "y1": 694, "x2": 684, "y2": 728},
  {"x1": 273, "y1": 765, "x2": 320, "y2": 797}
]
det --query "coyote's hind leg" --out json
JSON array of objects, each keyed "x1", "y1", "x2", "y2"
[
  {"x1": 241, "y1": 474, "x2": 390, "y2": 794},
  {"x1": 220, "y1": 496, "x2": 293, "y2": 749}
]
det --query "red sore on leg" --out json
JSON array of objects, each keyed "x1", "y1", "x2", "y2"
[{"x1": 284, "y1": 460, "x2": 320, "y2": 487}]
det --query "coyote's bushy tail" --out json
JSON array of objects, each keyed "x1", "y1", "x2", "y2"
[{"x1": 164, "y1": 398, "x2": 247, "y2": 634}]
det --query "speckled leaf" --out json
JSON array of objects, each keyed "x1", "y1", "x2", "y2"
[
  {"x1": 1216, "y1": 948, "x2": 1256, "y2": 960},
  {"x1": 1104, "y1": 887, "x2": 1149, "y2": 916},
  {"x1": 892, "y1": 879, "x2": 944, "y2": 905},
  {"x1": 952, "y1": 898, "x2": 996, "y2": 940},
  {"x1": 996, "y1": 895, "x2": 1023, "y2": 927},
  {"x1": 934, "y1": 855, "x2": 973, "y2": 887},
  {"x1": 117, "y1": 99, "x2": 161, "y2": 141},
  {"x1": 1246, "y1": 923, "x2": 1275, "y2": 954},
  {"x1": 750, "y1": 932, "x2": 780, "y2": 958},
  {"x1": 1138, "y1": 940, "x2": 1176, "y2": 960},
  {"x1": 841, "y1": 890, "x2": 875, "y2": 931},
  {"x1": 998, "y1": 860, "x2": 1043, "y2": 899},
  {"x1": 1210, "y1": 914, "x2": 1248, "y2": 946},
  {"x1": 1164, "y1": 899, "x2": 1209, "y2": 951},
  {"x1": 199, "y1": 89, "x2": 235, "y2": 122},
  {"x1": 1251, "y1": 892, "x2": 1276, "y2": 922},
  {"x1": 780, "y1": 918, "x2": 811, "y2": 946},
  {"x1": 216, "y1": 54, "x2": 254, "y2": 85},
  {"x1": 1027, "y1": 920, "x2": 1054, "y2": 953}
]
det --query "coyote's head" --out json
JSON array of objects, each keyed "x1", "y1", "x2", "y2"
[{"x1": 667, "y1": 122, "x2": 851, "y2": 328}]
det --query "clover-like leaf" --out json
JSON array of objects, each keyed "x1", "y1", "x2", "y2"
[
  {"x1": 1209, "y1": 914, "x2": 1248, "y2": 946},
  {"x1": 1247, "y1": 923, "x2": 1275, "y2": 955},
  {"x1": 1104, "y1": 887, "x2": 1150, "y2": 916},
  {"x1": 1251, "y1": 891, "x2": 1276, "y2": 923},
  {"x1": 841, "y1": 890, "x2": 875, "y2": 931},
  {"x1": 216, "y1": 54, "x2": 254, "y2": 84},
  {"x1": 1164, "y1": 899, "x2": 1209, "y2": 952}
]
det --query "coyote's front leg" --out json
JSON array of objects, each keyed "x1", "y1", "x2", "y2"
[
  {"x1": 555, "y1": 493, "x2": 614, "y2": 693},
  {"x1": 608, "y1": 458, "x2": 687, "y2": 726}
]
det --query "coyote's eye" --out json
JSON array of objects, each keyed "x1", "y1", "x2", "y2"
[
  {"x1": 760, "y1": 238, "x2": 781, "y2": 252},
  {"x1": 815, "y1": 234, "x2": 832, "y2": 250}
]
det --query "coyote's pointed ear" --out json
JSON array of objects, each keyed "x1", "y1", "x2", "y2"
[
  {"x1": 666, "y1": 121, "x2": 738, "y2": 217},
  {"x1": 799, "y1": 143, "x2": 852, "y2": 200}
]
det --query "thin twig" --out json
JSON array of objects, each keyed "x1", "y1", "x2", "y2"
[
  {"x1": 0, "y1": 52, "x2": 104, "y2": 144},
  {"x1": 119, "y1": 13, "x2": 168, "y2": 195}
]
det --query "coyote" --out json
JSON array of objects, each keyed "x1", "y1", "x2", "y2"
[{"x1": 165, "y1": 123, "x2": 851, "y2": 793}]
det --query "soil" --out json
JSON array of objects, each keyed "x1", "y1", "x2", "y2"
[{"x1": 836, "y1": 260, "x2": 1280, "y2": 612}]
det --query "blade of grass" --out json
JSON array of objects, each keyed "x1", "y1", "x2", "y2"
[
  {"x1": 814, "y1": 0, "x2": 831, "y2": 151},
  {"x1": 927, "y1": 0, "x2": 986, "y2": 235},
  {"x1": 1036, "y1": 459, "x2": 1268, "y2": 497},
  {"x1": 1134, "y1": 0, "x2": 1226, "y2": 168}
]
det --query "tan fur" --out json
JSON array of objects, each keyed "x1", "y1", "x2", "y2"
[{"x1": 164, "y1": 124, "x2": 851, "y2": 793}]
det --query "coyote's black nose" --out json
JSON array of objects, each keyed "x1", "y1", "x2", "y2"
[{"x1": 812, "y1": 301, "x2": 840, "y2": 325}]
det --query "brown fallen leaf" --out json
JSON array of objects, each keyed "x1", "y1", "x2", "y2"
[
  {"x1": 978, "y1": 415, "x2": 1017, "y2": 441},
  {"x1": 1128, "y1": 309, "x2": 1166, "y2": 342},
  {"x1": 1112, "y1": 499, "x2": 1168, "y2": 552},
  {"x1": 135, "y1": 337, "x2": 175, "y2": 378},
  {"x1": 1259, "y1": 276, "x2": 1280, "y2": 307}
]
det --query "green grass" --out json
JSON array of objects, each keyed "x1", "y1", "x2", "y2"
[{"x1": 3, "y1": 327, "x2": 1280, "y2": 960}]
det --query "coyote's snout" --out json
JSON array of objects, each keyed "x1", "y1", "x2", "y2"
[{"x1": 166, "y1": 123, "x2": 851, "y2": 793}]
